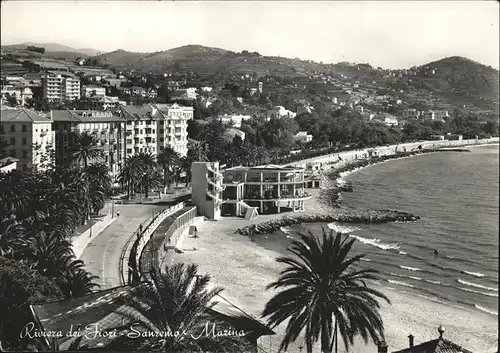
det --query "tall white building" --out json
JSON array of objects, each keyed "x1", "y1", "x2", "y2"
[
  {"x1": 0, "y1": 107, "x2": 54, "y2": 170},
  {"x1": 119, "y1": 103, "x2": 194, "y2": 158},
  {"x1": 51, "y1": 110, "x2": 126, "y2": 177},
  {"x1": 191, "y1": 162, "x2": 224, "y2": 220},
  {"x1": 42, "y1": 71, "x2": 81, "y2": 102}
]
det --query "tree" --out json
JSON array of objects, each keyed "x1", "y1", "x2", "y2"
[
  {"x1": 84, "y1": 162, "x2": 112, "y2": 213},
  {"x1": 137, "y1": 152, "x2": 161, "y2": 198},
  {"x1": 262, "y1": 229, "x2": 390, "y2": 353},
  {"x1": 115, "y1": 264, "x2": 252, "y2": 352},
  {"x1": 157, "y1": 147, "x2": 180, "y2": 191},
  {"x1": 69, "y1": 132, "x2": 102, "y2": 168},
  {"x1": 117, "y1": 156, "x2": 142, "y2": 199},
  {"x1": 0, "y1": 257, "x2": 62, "y2": 350},
  {"x1": 5, "y1": 93, "x2": 18, "y2": 107}
]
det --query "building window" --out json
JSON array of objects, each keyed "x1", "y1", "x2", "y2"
[
  {"x1": 22, "y1": 150, "x2": 28, "y2": 158},
  {"x1": 10, "y1": 125, "x2": 15, "y2": 132},
  {"x1": 160, "y1": 129, "x2": 164, "y2": 133},
  {"x1": 127, "y1": 149, "x2": 132, "y2": 154},
  {"x1": 22, "y1": 138, "x2": 27, "y2": 145},
  {"x1": 22, "y1": 125, "x2": 27, "y2": 132},
  {"x1": 0, "y1": 126, "x2": 3, "y2": 133},
  {"x1": 10, "y1": 137, "x2": 15, "y2": 145}
]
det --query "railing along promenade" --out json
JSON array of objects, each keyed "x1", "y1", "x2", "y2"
[{"x1": 119, "y1": 203, "x2": 184, "y2": 286}]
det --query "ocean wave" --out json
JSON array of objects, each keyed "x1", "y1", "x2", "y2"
[
  {"x1": 398, "y1": 251, "x2": 407, "y2": 255},
  {"x1": 475, "y1": 304, "x2": 498, "y2": 316},
  {"x1": 425, "y1": 279, "x2": 448, "y2": 286},
  {"x1": 457, "y1": 279, "x2": 498, "y2": 292},
  {"x1": 461, "y1": 270, "x2": 485, "y2": 278},
  {"x1": 399, "y1": 265, "x2": 421, "y2": 272},
  {"x1": 327, "y1": 223, "x2": 360, "y2": 234},
  {"x1": 457, "y1": 287, "x2": 498, "y2": 298},
  {"x1": 387, "y1": 279, "x2": 415, "y2": 288},
  {"x1": 349, "y1": 235, "x2": 400, "y2": 251},
  {"x1": 360, "y1": 258, "x2": 371, "y2": 262},
  {"x1": 409, "y1": 276, "x2": 422, "y2": 281}
]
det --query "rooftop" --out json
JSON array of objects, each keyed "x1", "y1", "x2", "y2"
[
  {"x1": 31, "y1": 285, "x2": 274, "y2": 350},
  {"x1": 51, "y1": 110, "x2": 124, "y2": 123},
  {"x1": 225, "y1": 164, "x2": 304, "y2": 172},
  {"x1": 1, "y1": 108, "x2": 52, "y2": 122},
  {"x1": 392, "y1": 338, "x2": 473, "y2": 353}
]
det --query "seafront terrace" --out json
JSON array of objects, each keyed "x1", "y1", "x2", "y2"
[{"x1": 222, "y1": 164, "x2": 311, "y2": 214}]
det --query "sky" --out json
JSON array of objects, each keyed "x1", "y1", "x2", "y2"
[{"x1": 1, "y1": 1, "x2": 499, "y2": 69}]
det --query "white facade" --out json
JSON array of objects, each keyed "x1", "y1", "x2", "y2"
[
  {"x1": 191, "y1": 162, "x2": 223, "y2": 220},
  {"x1": 121, "y1": 103, "x2": 194, "y2": 158},
  {"x1": 42, "y1": 73, "x2": 81, "y2": 101},
  {"x1": 266, "y1": 106, "x2": 297, "y2": 121},
  {"x1": 82, "y1": 85, "x2": 106, "y2": 98},
  {"x1": 219, "y1": 114, "x2": 252, "y2": 128},
  {"x1": 293, "y1": 131, "x2": 313, "y2": 143},
  {"x1": 1, "y1": 108, "x2": 55, "y2": 170}
]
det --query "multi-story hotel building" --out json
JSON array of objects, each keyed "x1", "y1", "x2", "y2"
[
  {"x1": 191, "y1": 162, "x2": 311, "y2": 219},
  {"x1": 119, "y1": 104, "x2": 194, "y2": 158},
  {"x1": 0, "y1": 107, "x2": 54, "y2": 170},
  {"x1": 42, "y1": 71, "x2": 81, "y2": 102},
  {"x1": 50, "y1": 110, "x2": 126, "y2": 177}
]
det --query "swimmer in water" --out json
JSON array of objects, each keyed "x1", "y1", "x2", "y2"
[{"x1": 434, "y1": 249, "x2": 439, "y2": 258}]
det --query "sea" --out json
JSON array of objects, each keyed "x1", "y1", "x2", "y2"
[{"x1": 255, "y1": 144, "x2": 499, "y2": 317}]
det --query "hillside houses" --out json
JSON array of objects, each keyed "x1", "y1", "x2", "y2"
[{"x1": 266, "y1": 105, "x2": 297, "y2": 121}]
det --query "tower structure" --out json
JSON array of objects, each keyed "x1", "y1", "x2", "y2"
[{"x1": 191, "y1": 162, "x2": 225, "y2": 220}]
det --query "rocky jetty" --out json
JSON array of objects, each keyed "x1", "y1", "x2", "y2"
[{"x1": 235, "y1": 209, "x2": 420, "y2": 236}]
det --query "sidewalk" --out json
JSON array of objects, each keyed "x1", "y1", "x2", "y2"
[{"x1": 79, "y1": 203, "x2": 168, "y2": 289}]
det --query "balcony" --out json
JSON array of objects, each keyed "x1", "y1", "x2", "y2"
[{"x1": 243, "y1": 192, "x2": 312, "y2": 202}]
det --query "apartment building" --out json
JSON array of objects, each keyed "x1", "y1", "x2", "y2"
[
  {"x1": 422, "y1": 110, "x2": 449, "y2": 122},
  {"x1": 0, "y1": 107, "x2": 54, "y2": 170},
  {"x1": 50, "y1": 110, "x2": 126, "y2": 177},
  {"x1": 81, "y1": 85, "x2": 106, "y2": 98},
  {"x1": 119, "y1": 103, "x2": 194, "y2": 158},
  {"x1": 41, "y1": 71, "x2": 81, "y2": 101}
]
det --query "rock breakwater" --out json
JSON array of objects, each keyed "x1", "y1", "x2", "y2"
[{"x1": 235, "y1": 209, "x2": 420, "y2": 236}]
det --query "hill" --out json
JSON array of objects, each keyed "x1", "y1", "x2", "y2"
[
  {"x1": 2, "y1": 42, "x2": 101, "y2": 56},
  {"x1": 94, "y1": 45, "x2": 332, "y2": 77}
]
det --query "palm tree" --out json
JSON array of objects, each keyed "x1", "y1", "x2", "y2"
[
  {"x1": 115, "y1": 264, "x2": 241, "y2": 351},
  {"x1": 84, "y1": 162, "x2": 112, "y2": 213},
  {"x1": 137, "y1": 152, "x2": 160, "y2": 198},
  {"x1": 55, "y1": 257, "x2": 100, "y2": 298},
  {"x1": 113, "y1": 264, "x2": 252, "y2": 351},
  {"x1": 69, "y1": 132, "x2": 102, "y2": 168},
  {"x1": 118, "y1": 155, "x2": 142, "y2": 199},
  {"x1": 262, "y1": 229, "x2": 390, "y2": 353},
  {"x1": 157, "y1": 147, "x2": 180, "y2": 192},
  {"x1": 177, "y1": 156, "x2": 192, "y2": 187},
  {"x1": 0, "y1": 216, "x2": 24, "y2": 256}
]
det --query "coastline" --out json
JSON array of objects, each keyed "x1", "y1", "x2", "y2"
[
  {"x1": 172, "y1": 193, "x2": 498, "y2": 353},
  {"x1": 171, "y1": 143, "x2": 499, "y2": 353}
]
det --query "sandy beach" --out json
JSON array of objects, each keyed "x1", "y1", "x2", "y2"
[{"x1": 171, "y1": 188, "x2": 498, "y2": 353}]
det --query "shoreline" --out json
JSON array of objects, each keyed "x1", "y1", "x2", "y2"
[
  {"x1": 169, "y1": 142, "x2": 498, "y2": 352},
  {"x1": 172, "y1": 204, "x2": 498, "y2": 353}
]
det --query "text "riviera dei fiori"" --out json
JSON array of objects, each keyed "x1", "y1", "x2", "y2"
[{"x1": 20, "y1": 322, "x2": 248, "y2": 340}]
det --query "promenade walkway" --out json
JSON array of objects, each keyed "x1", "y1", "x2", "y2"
[{"x1": 80, "y1": 203, "x2": 167, "y2": 289}]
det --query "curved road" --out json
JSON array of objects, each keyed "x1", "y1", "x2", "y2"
[{"x1": 80, "y1": 204, "x2": 168, "y2": 289}]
